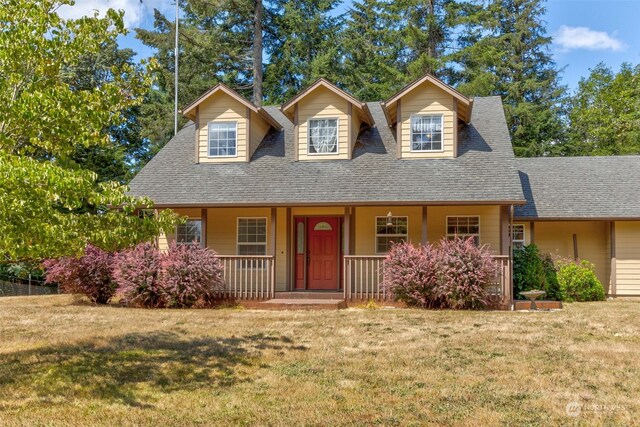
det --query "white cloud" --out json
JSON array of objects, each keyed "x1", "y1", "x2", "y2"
[
  {"x1": 57, "y1": 0, "x2": 171, "y2": 29},
  {"x1": 554, "y1": 25, "x2": 624, "y2": 52}
]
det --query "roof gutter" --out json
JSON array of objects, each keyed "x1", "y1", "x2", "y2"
[{"x1": 147, "y1": 199, "x2": 528, "y2": 209}]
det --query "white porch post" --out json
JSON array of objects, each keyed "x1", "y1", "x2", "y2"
[{"x1": 270, "y1": 208, "x2": 277, "y2": 297}]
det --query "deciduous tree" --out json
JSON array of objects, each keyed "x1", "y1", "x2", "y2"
[
  {"x1": 565, "y1": 62, "x2": 640, "y2": 155},
  {"x1": 0, "y1": 0, "x2": 179, "y2": 261}
]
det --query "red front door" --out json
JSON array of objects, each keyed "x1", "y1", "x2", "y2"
[{"x1": 306, "y1": 217, "x2": 340, "y2": 290}]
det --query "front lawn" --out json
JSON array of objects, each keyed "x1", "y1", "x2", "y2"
[{"x1": 0, "y1": 296, "x2": 638, "y2": 426}]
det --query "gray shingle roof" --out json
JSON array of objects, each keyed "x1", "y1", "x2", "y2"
[
  {"x1": 516, "y1": 156, "x2": 640, "y2": 219},
  {"x1": 128, "y1": 97, "x2": 525, "y2": 206}
]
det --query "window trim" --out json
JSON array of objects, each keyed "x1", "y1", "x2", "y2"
[
  {"x1": 236, "y1": 217, "x2": 268, "y2": 255},
  {"x1": 409, "y1": 114, "x2": 445, "y2": 153},
  {"x1": 445, "y1": 215, "x2": 481, "y2": 245},
  {"x1": 307, "y1": 117, "x2": 340, "y2": 156},
  {"x1": 375, "y1": 215, "x2": 409, "y2": 254},
  {"x1": 175, "y1": 218, "x2": 202, "y2": 246},
  {"x1": 207, "y1": 120, "x2": 239, "y2": 158},
  {"x1": 512, "y1": 223, "x2": 526, "y2": 249}
]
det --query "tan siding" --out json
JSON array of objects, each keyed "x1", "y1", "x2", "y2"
[
  {"x1": 354, "y1": 207, "x2": 422, "y2": 255},
  {"x1": 353, "y1": 206, "x2": 501, "y2": 255},
  {"x1": 350, "y1": 114, "x2": 362, "y2": 154},
  {"x1": 604, "y1": 222, "x2": 612, "y2": 293},
  {"x1": 427, "y1": 206, "x2": 501, "y2": 254},
  {"x1": 275, "y1": 207, "x2": 288, "y2": 291},
  {"x1": 615, "y1": 221, "x2": 640, "y2": 295},
  {"x1": 534, "y1": 221, "x2": 609, "y2": 286},
  {"x1": 204, "y1": 208, "x2": 271, "y2": 254},
  {"x1": 400, "y1": 82, "x2": 456, "y2": 159},
  {"x1": 158, "y1": 208, "x2": 202, "y2": 251},
  {"x1": 158, "y1": 230, "x2": 171, "y2": 252},
  {"x1": 249, "y1": 110, "x2": 271, "y2": 159},
  {"x1": 197, "y1": 92, "x2": 248, "y2": 163},
  {"x1": 297, "y1": 86, "x2": 350, "y2": 161}
]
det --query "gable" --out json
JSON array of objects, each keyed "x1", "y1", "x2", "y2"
[
  {"x1": 399, "y1": 81, "x2": 457, "y2": 159},
  {"x1": 383, "y1": 74, "x2": 472, "y2": 124},
  {"x1": 195, "y1": 91, "x2": 249, "y2": 164},
  {"x1": 184, "y1": 84, "x2": 279, "y2": 164},
  {"x1": 382, "y1": 76, "x2": 472, "y2": 159},
  {"x1": 296, "y1": 86, "x2": 351, "y2": 160}
]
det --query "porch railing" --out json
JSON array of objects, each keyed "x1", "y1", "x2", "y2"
[
  {"x1": 344, "y1": 255, "x2": 388, "y2": 301},
  {"x1": 488, "y1": 255, "x2": 512, "y2": 307},
  {"x1": 217, "y1": 256, "x2": 275, "y2": 300},
  {"x1": 344, "y1": 254, "x2": 512, "y2": 306}
]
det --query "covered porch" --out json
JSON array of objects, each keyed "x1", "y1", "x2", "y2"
[{"x1": 158, "y1": 205, "x2": 514, "y2": 307}]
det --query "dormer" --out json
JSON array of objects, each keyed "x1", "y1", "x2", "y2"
[
  {"x1": 281, "y1": 79, "x2": 374, "y2": 161},
  {"x1": 382, "y1": 74, "x2": 473, "y2": 159},
  {"x1": 182, "y1": 84, "x2": 281, "y2": 164}
]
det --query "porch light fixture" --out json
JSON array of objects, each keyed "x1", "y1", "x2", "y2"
[{"x1": 386, "y1": 211, "x2": 393, "y2": 226}]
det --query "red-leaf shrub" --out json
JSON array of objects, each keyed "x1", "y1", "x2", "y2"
[
  {"x1": 382, "y1": 238, "x2": 499, "y2": 310},
  {"x1": 436, "y1": 237, "x2": 498, "y2": 309},
  {"x1": 113, "y1": 242, "x2": 165, "y2": 307},
  {"x1": 44, "y1": 245, "x2": 116, "y2": 304},
  {"x1": 160, "y1": 243, "x2": 225, "y2": 308},
  {"x1": 382, "y1": 242, "x2": 442, "y2": 308}
]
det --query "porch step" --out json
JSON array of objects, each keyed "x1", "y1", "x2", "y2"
[
  {"x1": 243, "y1": 298, "x2": 347, "y2": 310},
  {"x1": 274, "y1": 291, "x2": 344, "y2": 300}
]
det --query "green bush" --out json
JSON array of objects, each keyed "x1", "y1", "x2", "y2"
[
  {"x1": 513, "y1": 244, "x2": 560, "y2": 300},
  {"x1": 541, "y1": 253, "x2": 561, "y2": 301},
  {"x1": 556, "y1": 259, "x2": 606, "y2": 302}
]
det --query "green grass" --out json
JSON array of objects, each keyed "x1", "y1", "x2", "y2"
[{"x1": 0, "y1": 295, "x2": 638, "y2": 426}]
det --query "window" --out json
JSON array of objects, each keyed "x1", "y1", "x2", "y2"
[
  {"x1": 376, "y1": 216, "x2": 408, "y2": 253},
  {"x1": 411, "y1": 115, "x2": 443, "y2": 152},
  {"x1": 176, "y1": 219, "x2": 202, "y2": 245},
  {"x1": 512, "y1": 224, "x2": 525, "y2": 250},
  {"x1": 308, "y1": 118, "x2": 338, "y2": 154},
  {"x1": 296, "y1": 222, "x2": 305, "y2": 254},
  {"x1": 237, "y1": 218, "x2": 267, "y2": 255},
  {"x1": 447, "y1": 216, "x2": 480, "y2": 245},
  {"x1": 208, "y1": 121, "x2": 237, "y2": 157}
]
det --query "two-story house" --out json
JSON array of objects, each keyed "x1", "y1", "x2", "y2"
[{"x1": 129, "y1": 73, "x2": 640, "y2": 305}]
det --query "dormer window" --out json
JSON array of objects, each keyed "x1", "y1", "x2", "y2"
[
  {"x1": 208, "y1": 121, "x2": 237, "y2": 157},
  {"x1": 308, "y1": 118, "x2": 339, "y2": 154},
  {"x1": 280, "y1": 79, "x2": 373, "y2": 161},
  {"x1": 411, "y1": 115, "x2": 443, "y2": 152}
]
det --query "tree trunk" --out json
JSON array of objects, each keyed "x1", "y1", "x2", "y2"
[
  {"x1": 253, "y1": 0, "x2": 263, "y2": 106},
  {"x1": 427, "y1": 0, "x2": 436, "y2": 62}
]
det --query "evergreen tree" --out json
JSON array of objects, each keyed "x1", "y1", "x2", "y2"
[
  {"x1": 453, "y1": 0, "x2": 566, "y2": 156},
  {"x1": 565, "y1": 62, "x2": 640, "y2": 156},
  {"x1": 390, "y1": 0, "x2": 457, "y2": 80},
  {"x1": 263, "y1": 0, "x2": 343, "y2": 103},
  {"x1": 341, "y1": 0, "x2": 405, "y2": 100},
  {"x1": 136, "y1": 1, "x2": 255, "y2": 156},
  {"x1": 65, "y1": 39, "x2": 148, "y2": 183}
]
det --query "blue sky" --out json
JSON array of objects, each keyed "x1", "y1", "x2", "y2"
[{"x1": 58, "y1": 0, "x2": 639, "y2": 92}]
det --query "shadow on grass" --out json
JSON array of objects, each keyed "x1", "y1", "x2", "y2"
[{"x1": 0, "y1": 331, "x2": 303, "y2": 408}]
